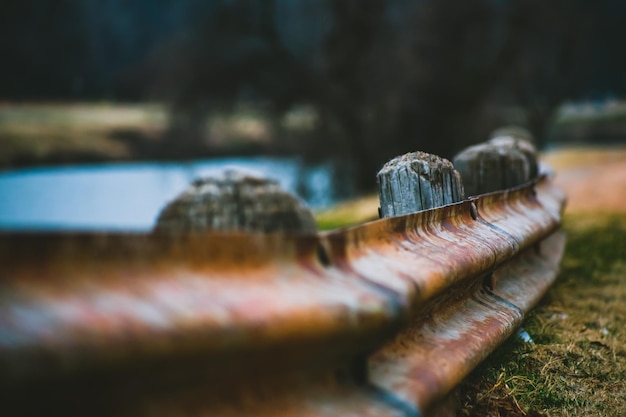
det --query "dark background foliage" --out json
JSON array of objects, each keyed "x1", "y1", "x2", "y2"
[{"x1": 1, "y1": 0, "x2": 625, "y2": 190}]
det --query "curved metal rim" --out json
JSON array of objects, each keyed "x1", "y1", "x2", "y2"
[{"x1": 0, "y1": 176, "x2": 566, "y2": 417}]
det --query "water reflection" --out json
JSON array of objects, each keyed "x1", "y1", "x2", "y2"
[{"x1": 0, "y1": 157, "x2": 346, "y2": 231}]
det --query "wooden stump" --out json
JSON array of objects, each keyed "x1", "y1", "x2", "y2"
[
  {"x1": 377, "y1": 151, "x2": 464, "y2": 218},
  {"x1": 452, "y1": 143, "x2": 530, "y2": 197},
  {"x1": 488, "y1": 128, "x2": 539, "y2": 178},
  {"x1": 453, "y1": 126, "x2": 539, "y2": 197},
  {"x1": 153, "y1": 169, "x2": 317, "y2": 234}
]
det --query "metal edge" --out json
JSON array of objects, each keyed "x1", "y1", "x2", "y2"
[{"x1": 0, "y1": 176, "x2": 565, "y2": 394}]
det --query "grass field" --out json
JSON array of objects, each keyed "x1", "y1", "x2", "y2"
[{"x1": 0, "y1": 103, "x2": 166, "y2": 166}]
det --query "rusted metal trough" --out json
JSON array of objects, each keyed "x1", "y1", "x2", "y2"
[{"x1": 0, "y1": 170, "x2": 565, "y2": 416}]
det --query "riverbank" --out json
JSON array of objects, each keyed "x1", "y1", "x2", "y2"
[
  {"x1": 0, "y1": 102, "x2": 313, "y2": 170},
  {"x1": 4, "y1": 101, "x2": 626, "y2": 172}
]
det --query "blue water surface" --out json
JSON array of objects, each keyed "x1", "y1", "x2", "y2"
[{"x1": 0, "y1": 157, "x2": 342, "y2": 231}]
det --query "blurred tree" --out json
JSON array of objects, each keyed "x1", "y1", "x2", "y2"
[
  {"x1": 1, "y1": 0, "x2": 625, "y2": 189},
  {"x1": 148, "y1": 0, "x2": 310, "y2": 154},
  {"x1": 310, "y1": 0, "x2": 522, "y2": 190},
  {"x1": 312, "y1": 0, "x2": 389, "y2": 190},
  {"x1": 0, "y1": 0, "x2": 90, "y2": 98},
  {"x1": 504, "y1": 0, "x2": 595, "y2": 149}
]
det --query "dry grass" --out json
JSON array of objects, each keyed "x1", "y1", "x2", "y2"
[
  {"x1": 0, "y1": 103, "x2": 166, "y2": 165},
  {"x1": 315, "y1": 194, "x2": 379, "y2": 230},
  {"x1": 542, "y1": 146, "x2": 626, "y2": 171},
  {"x1": 0, "y1": 103, "x2": 317, "y2": 168},
  {"x1": 542, "y1": 147, "x2": 626, "y2": 213},
  {"x1": 460, "y1": 213, "x2": 626, "y2": 417}
]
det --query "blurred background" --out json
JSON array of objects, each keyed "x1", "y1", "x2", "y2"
[{"x1": 1, "y1": 0, "x2": 626, "y2": 229}]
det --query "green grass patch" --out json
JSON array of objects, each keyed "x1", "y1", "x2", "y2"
[
  {"x1": 460, "y1": 213, "x2": 626, "y2": 417},
  {"x1": 314, "y1": 194, "x2": 379, "y2": 230}
]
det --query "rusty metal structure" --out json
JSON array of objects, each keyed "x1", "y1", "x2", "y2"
[{"x1": 0, "y1": 174, "x2": 566, "y2": 416}]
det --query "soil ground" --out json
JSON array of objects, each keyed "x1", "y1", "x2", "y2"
[{"x1": 544, "y1": 147, "x2": 626, "y2": 213}]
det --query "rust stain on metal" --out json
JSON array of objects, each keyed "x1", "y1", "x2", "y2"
[
  {"x1": 0, "y1": 175, "x2": 566, "y2": 416},
  {"x1": 323, "y1": 176, "x2": 562, "y2": 309},
  {"x1": 0, "y1": 232, "x2": 401, "y2": 382},
  {"x1": 367, "y1": 231, "x2": 565, "y2": 413}
]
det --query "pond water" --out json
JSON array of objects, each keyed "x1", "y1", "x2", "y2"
[{"x1": 0, "y1": 157, "x2": 353, "y2": 231}]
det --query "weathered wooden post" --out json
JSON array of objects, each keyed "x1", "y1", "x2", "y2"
[
  {"x1": 489, "y1": 126, "x2": 539, "y2": 178},
  {"x1": 452, "y1": 128, "x2": 539, "y2": 197},
  {"x1": 154, "y1": 168, "x2": 317, "y2": 234},
  {"x1": 377, "y1": 151, "x2": 465, "y2": 217}
]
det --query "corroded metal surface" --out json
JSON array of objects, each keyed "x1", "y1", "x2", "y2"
[
  {"x1": 0, "y1": 175, "x2": 566, "y2": 416},
  {"x1": 0, "y1": 233, "x2": 400, "y2": 382},
  {"x1": 322, "y1": 175, "x2": 562, "y2": 309},
  {"x1": 368, "y1": 231, "x2": 566, "y2": 415}
]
